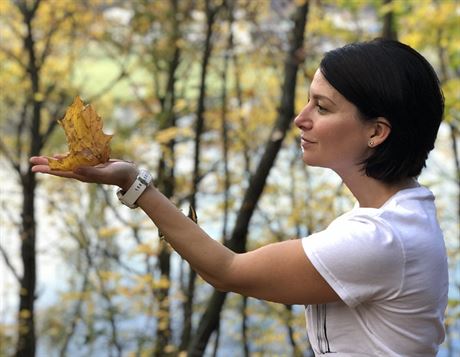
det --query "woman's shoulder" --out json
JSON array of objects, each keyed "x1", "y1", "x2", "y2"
[
  {"x1": 302, "y1": 185, "x2": 447, "y2": 307},
  {"x1": 338, "y1": 185, "x2": 437, "y2": 227},
  {"x1": 326, "y1": 184, "x2": 444, "y2": 260}
]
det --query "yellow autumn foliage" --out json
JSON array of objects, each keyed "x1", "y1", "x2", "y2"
[
  {"x1": 48, "y1": 96, "x2": 113, "y2": 171},
  {"x1": 154, "y1": 126, "x2": 194, "y2": 144},
  {"x1": 130, "y1": 243, "x2": 158, "y2": 256}
]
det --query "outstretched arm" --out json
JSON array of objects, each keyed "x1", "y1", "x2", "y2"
[{"x1": 30, "y1": 156, "x2": 339, "y2": 305}]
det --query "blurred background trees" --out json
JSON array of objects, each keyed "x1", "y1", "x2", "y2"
[{"x1": 0, "y1": 0, "x2": 458, "y2": 356}]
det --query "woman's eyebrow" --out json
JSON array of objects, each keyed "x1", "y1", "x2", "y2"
[{"x1": 310, "y1": 93, "x2": 336, "y2": 106}]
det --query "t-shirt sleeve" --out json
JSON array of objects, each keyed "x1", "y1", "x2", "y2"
[{"x1": 302, "y1": 213, "x2": 405, "y2": 308}]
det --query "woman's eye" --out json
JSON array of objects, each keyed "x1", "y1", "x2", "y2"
[{"x1": 316, "y1": 104, "x2": 327, "y2": 114}]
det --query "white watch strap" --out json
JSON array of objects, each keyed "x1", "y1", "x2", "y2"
[{"x1": 117, "y1": 169, "x2": 152, "y2": 209}]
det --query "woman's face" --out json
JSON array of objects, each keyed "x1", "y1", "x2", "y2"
[{"x1": 294, "y1": 69, "x2": 374, "y2": 175}]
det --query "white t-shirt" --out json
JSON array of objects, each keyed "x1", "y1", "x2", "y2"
[{"x1": 301, "y1": 185, "x2": 448, "y2": 356}]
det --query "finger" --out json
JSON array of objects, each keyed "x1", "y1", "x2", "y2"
[
  {"x1": 31, "y1": 164, "x2": 51, "y2": 173},
  {"x1": 74, "y1": 161, "x2": 138, "y2": 187},
  {"x1": 30, "y1": 156, "x2": 49, "y2": 165},
  {"x1": 73, "y1": 165, "x2": 114, "y2": 184},
  {"x1": 52, "y1": 154, "x2": 67, "y2": 160},
  {"x1": 100, "y1": 159, "x2": 132, "y2": 166},
  {"x1": 73, "y1": 165, "x2": 100, "y2": 176},
  {"x1": 31, "y1": 165, "x2": 94, "y2": 182}
]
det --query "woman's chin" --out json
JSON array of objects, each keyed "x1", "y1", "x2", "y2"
[{"x1": 302, "y1": 156, "x2": 320, "y2": 167}]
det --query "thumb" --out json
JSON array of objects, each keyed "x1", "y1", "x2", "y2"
[
  {"x1": 73, "y1": 166, "x2": 103, "y2": 182},
  {"x1": 74, "y1": 166, "x2": 93, "y2": 175}
]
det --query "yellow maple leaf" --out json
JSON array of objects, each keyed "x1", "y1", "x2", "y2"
[{"x1": 48, "y1": 96, "x2": 113, "y2": 171}]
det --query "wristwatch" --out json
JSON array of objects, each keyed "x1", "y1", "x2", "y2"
[{"x1": 117, "y1": 169, "x2": 153, "y2": 209}]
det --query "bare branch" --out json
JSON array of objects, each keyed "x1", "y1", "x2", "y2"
[
  {"x1": 87, "y1": 68, "x2": 128, "y2": 103},
  {"x1": 0, "y1": 243, "x2": 21, "y2": 283},
  {"x1": 37, "y1": 9, "x2": 75, "y2": 70},
  {"x1": 99, "y1": 186, "x2": 132, "y2": 226},
  {"x1": 59, "y1": 271, "x2": 89, "y2": 357},
  {"x1": 14, "y1": 0, "x2": 42, "y2": 16},
  {"x1": 0, "y1": 44, "x2": 27, "y2": 70},
  {"x1": 40, "y1": 91, "x2": 67, "y2": 148},
  {"x1": 2, "y1": 13, "x2": 25, "y2": 39},
  {"x1": 31, "y1": 0, "x2": 42, "y2": 16},
  {"x1": 0, "y1": 136, "x2": 20, "y2": 173},
  {"x1": 126, "y1": 74, "x2": 156, "y2": 116}
]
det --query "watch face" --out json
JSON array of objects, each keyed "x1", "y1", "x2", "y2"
[
  {"x1": 116, "y1": 169, "x2": 152, "y2": 209},
  {"x1": 138, "y1": 170, "x2": 152, "y2": 185}
]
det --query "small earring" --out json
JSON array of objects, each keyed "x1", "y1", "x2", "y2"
[{"x1": 368, "y1": 140, "x2": 374, "y2": 147}]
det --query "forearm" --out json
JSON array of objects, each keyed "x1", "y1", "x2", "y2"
[{"x1": 136, "y1": 185, "x2": 235, "y2": 290}]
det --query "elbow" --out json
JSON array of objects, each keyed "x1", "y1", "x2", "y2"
[
  {"x1": 214, "y1": 280, "x2": 237, "y2": 293},
  {"x1": 195, "y1": 253, "x2": 239, "y2": 293},
  {"x1": 198, "y1": 271, "x2": 236, "y2": 294},
  {"x1": 214, "y1": 284, "x2": 231, "y2": 293},
  {"x1": 204, "y1": 276, "x2": 233, "y2": 293}
]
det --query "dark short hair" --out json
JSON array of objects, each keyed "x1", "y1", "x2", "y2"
[{"x1": 319, "y1": 39, "x2": 444, "y2": 183}]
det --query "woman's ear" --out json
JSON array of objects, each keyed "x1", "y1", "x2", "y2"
[{"x1": 368, "y1": 117, "x2": 391, "y2": 148}]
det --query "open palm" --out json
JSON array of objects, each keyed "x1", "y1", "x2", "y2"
[{"x1": 29, "y1": 156, "x2": 139, "y2": 191}]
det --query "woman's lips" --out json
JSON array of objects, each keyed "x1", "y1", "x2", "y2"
[{"x1": 301, "y1": 137, "x2": 316, "y2": 148}]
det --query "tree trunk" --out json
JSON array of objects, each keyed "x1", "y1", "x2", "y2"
[
  {"x1": 435, "y1": 27, "x2": 460, "y2": 247},
  {"x1": 188, "y1": 290, "x2": 228, "y2": 356},
  {"x1": 180, "y1": 0, "x2": 221, "y2": 351},
  {"x1": 242, "y1": 296, "x2": 249, "y2": 357},
  {"x1": 449, "y1": 123, "x2": 460, "y2": 231},
  {"x1": 16, "y1": 1, "x2": 43, "y2": 355},
  {"x1": 381, "y1": 0, "x2": 398, "y2": 40},
  {"x1": 17, "y1": 172, "x2": 37, "y2": 357},
  {"x1": 154, "y1": 1, "x2": 181, "y2": 354},
  {"x1": 188, "y1": 2, "x2": 310, "y2": 355}
]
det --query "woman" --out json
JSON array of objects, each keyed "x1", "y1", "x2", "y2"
[{"x1": 31, "y1": 39, "x2": 448, "y2": 356}]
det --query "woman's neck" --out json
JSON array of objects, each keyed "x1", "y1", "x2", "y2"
[{"x1": 340, "y1": 170, "x2": 417, "y2": 208}]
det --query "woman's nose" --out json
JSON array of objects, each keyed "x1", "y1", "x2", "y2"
[{"x1": 294, "y1": 106, "x2": 313, "y2": 130}]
